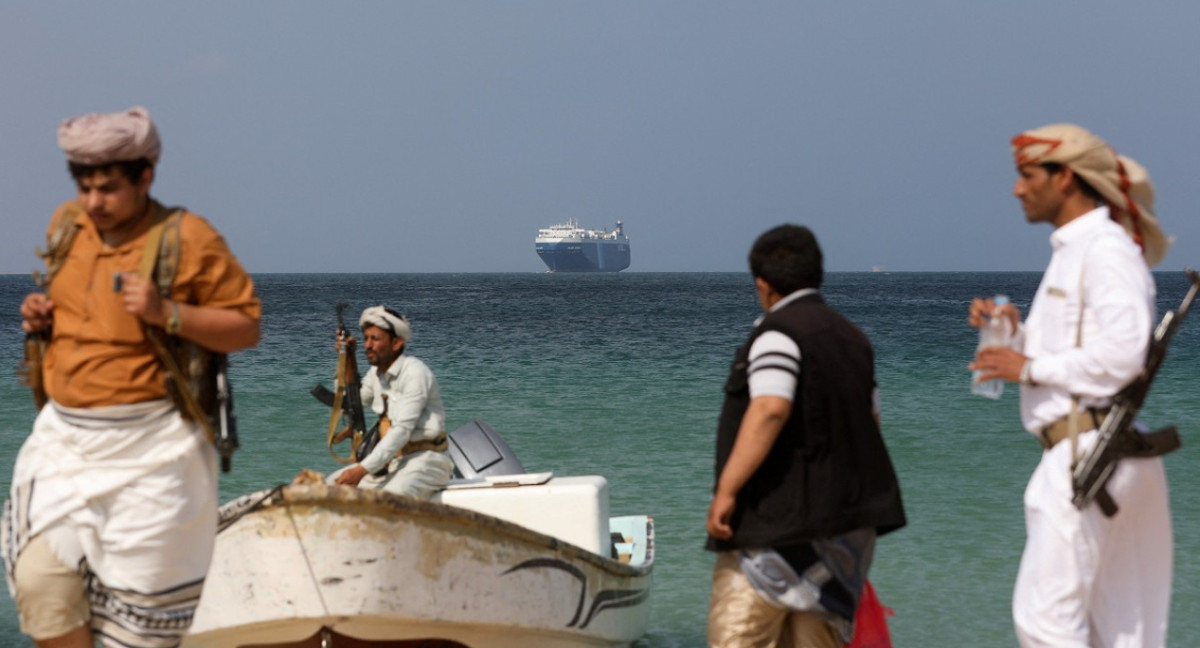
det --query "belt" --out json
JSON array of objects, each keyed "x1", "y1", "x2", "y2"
[
  {"x1": 398, "y1": 434, "x2": 448, "y2": 457},
  {"x1": 1039, "y1": 408, "x2": 1110, "y2": 450}
]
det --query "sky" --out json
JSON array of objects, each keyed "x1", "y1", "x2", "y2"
[{"x1": 2, "y1": 2, "x2": 1199, "y2": 274}]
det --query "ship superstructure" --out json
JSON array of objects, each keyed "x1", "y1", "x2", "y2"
[{"x1": 535, "y1": 220, "x2": 631, "y2": 272}]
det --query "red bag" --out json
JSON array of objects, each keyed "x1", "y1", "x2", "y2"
[{"x1": 848, "y1": 579, "x2": 894, "y2": 648}]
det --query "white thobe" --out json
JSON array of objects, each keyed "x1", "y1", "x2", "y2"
[{"x1": 1011, "y1": 207, "x2": 1171, "y2": 648}]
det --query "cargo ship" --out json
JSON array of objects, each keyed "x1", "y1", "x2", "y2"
[{"x1": 535, "y1": 220, "x2": 631, "y2": 272}]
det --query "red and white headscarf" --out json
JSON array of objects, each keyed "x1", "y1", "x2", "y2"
[
  {"x1": 57, "y1": 106, "x2": 162, "y2": 166},
  {"x1": 1012, "y1": 123, "x2": 1170, "y2": 266}
]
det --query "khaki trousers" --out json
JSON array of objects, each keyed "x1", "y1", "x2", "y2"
[
  {"x1": 13, "y1": 533, "x2": 90, "y2": 640},
  {"x1": 708, "y1": 551, "x2": 844, "y2": 648}
]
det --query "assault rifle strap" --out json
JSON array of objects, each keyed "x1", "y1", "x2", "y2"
[
  {"x1": 34, "y1": 204, "x2": 85, "y2": 289},
  {"x1": 23, "y1": 205, "x2": 90, "y2": 409},
  {"x1": 136, "y1": 207, "x2": 216, "y2": 447},
  {"x1": 326, "y1": 349, "x2": 358, "y2": 465}
]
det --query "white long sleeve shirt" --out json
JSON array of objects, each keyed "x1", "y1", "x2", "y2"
[
  {"x1": 1017, "y1": 206, "x2": 1155, "y2": 435},
  {"x1": 358, "y1": 353, "x2": 446, "y2": 474}
]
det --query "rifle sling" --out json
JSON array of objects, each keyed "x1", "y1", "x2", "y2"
[
  {"x1": 25, "y1": 205, "x2": 84, "y2": 409},
  {"x1": 137, "y1": 209, "x2": 215, "y2": 445},
  {"x1": 326, "y1": 350, "x2": 358, "y2": 465}
]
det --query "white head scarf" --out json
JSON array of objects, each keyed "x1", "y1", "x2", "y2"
[
  {"x1": 359, "y1": 306, "x2": 411, "y2": 341},
  {"x1": 57, "y1": 106, "x2": 162, "y2": 166}
]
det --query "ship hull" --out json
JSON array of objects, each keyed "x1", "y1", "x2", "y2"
[{"x1": 536, "y1": 241, "x2": 630, "y2": 273}]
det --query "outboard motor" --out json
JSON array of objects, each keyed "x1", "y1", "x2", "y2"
[{"x1": 446, "y1": 419, "x2": 525, "y2": 479}]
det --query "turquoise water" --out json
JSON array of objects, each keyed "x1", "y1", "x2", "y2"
[{"x1": 1, "y1": 272, "x2": 1197, "y2": 647}]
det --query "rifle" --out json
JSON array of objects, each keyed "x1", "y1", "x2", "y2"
[
  {"x1": 1071, "y1": 268, "x2": 1200, "y2": 516},
  {"x1": 212, "y1": 355, "x2": 239, "y2": 473},
  {"x1": 311, "y1": 387, "x2": 387, "y2": 471},
  {"x1": 323, "y1": 302, "x2": 368, "y2": 464}
]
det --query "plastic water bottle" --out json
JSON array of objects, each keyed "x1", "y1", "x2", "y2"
[{"x1": 971, "y1": 295, "x2": 1012, "y2": 399}]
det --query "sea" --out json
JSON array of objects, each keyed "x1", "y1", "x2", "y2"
[{"x1": 0, "y1": 271, "x2": 1197, "y2": 647}]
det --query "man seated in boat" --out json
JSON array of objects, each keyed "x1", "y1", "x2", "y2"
[{"x1": 326, "y1": 306, "x2": 454, "y2": 498}]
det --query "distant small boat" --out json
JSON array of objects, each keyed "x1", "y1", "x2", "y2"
[
  {"x1": 535, "y1": 220, "x2": 631, "y2": 272},
  {"x1": 183, "y1": 421, "x2": 654, "y2": 648}
]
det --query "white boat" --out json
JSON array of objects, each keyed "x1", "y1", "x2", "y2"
[{"x1": 183, "y1": 421, "x2": 655, "y2": 648}]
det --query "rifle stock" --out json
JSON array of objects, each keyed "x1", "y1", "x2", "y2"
[{"x1": 1071, "y1": 269, "x2": 1199, "y2": 514}]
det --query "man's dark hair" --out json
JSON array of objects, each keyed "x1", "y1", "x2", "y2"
[
  {"x1": 1042, "y1": 162, "x2": 1103, "y2": 203},
  {"x1": 68, "y1": 158, "x2": 152, "y2": 184},
  {"x1": 748, "y1": 224, "x2": 824, "y2": 294}
]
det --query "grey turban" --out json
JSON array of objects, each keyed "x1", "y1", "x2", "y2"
[{"x1": 58, "y1": 106, "x2": 162, "y2": 166}]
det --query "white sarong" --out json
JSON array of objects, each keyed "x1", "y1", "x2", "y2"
[{"x1": 3, "y1": 400, "x2": 217, "y2": 648}]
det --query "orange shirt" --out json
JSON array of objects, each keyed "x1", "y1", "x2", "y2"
[{"x1": 42, "y1": 199, "x2": 262, "y2": 408}]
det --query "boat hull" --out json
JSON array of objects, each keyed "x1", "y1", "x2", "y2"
[
  {"x1": 183, "y1": 485, "x2": 653, "y2": 648},
  {"x1": 535, "y1": 241, "x2": 631, "y2": 272}
]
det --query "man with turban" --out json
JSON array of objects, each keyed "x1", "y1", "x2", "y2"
[
  {"x1": 6, "y1": 107, "x2": 261, "y2": 648},
  {"x1": 326, "y1": 306, "x2": 454, "y2": 499},
  {"x1": 969, "y1": 124, "x2": 1172, "y2": 647}
]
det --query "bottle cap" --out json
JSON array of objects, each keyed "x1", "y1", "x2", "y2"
[{"x1": 995, "y1": 294, "x2": 1010, "y2": 306}]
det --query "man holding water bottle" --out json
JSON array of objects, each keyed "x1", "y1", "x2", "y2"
[{"x1": 969, "y1": 124, "x2": 1172, "y2": 648}]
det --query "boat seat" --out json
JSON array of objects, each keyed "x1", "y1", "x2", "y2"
[{"x1": 446, "y1": 419, "x2": 526, "y2": 479}]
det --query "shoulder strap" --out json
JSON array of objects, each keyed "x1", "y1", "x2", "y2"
[
  {"x1": 138, "y1": 206, "x2": 214, "y2": 444},
  {"x1": 24, "y1": 205, "x2": 84, "y2": 409},
  {"x1": 137, "y1": 209, "x2": 171, "y2": 281},
  {"x1": 155, "y1": 208, "x2": 184, "y2": 296},
  {"x1": 34, "y1": 204, "x2": 85, "y2": 288},
  {"x1": 137, "y1": 205, "x2": 185, "y2": 295},
  {"x1": 1067, "y1": 263, "x2": 1088, "y2": 463}
]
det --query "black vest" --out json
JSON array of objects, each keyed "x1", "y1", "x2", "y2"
[{"x1": 706, "y1": 294, "x2": 906, "y2": 551}]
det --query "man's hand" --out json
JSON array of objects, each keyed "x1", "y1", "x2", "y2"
[
  {"x1": 706, "y1": 396, "x2": 791, "y2": 541},
  {"x1": 707, "y1": 491, "x2": 737, "y2": 540},
  {"x1": 335, "y1": 330, "x2": 357, "y2": 352},
  {"x1": 970, "y1": 346, "x2": 1028, "y2": 384},
  {"x1": 118, "y1": 272, "x2": 168, "y2": 326},
  {"x1": 335, "y1": 463, "x2": 368, "y2": 487},
  {"x1": 968, "y1": 296, "x2": 1020, "y2": 331},
  {"x1": 116, "y1": 275, "x2": 259, "y2": 354},
  {"x1": 20, "y1": 293, "x2": 55, "y2": 333},
  {"x1": 331, "y1": 425, "x2": 355, "y2": 444}
]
